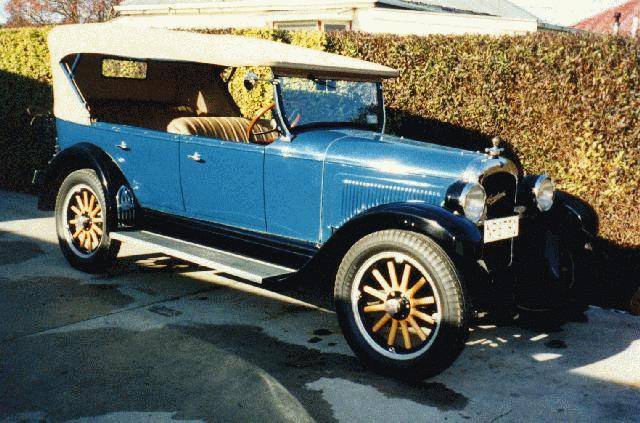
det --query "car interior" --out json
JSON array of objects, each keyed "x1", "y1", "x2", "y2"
[{"x1": 70, "y1": 54, "x2": 275, "y2": 143}]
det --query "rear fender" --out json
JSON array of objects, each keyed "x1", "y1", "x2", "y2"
[{"x1": 36, "y1": 143, "x2": 128, "y2": 228}]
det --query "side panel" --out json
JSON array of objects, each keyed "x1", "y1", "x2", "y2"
[
  {"x1": 264, "y1": 133, "x2": 338, "y2": 243},
  {"x1": 179, "y1": 135, "x2": 266, "y2": 231},
  {"x1": 56, "y1": 120, "x2": 184, "y2": 213}
]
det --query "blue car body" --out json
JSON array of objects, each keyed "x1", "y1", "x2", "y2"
[{"x1": 55, "y1": 119, "x2": 488, "y2": 246}]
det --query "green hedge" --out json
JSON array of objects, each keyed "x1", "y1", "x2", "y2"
[
  {"x1": 0, "y1": 27, "x2": 53, "y2": 191},
  {"x1": 0, "y1": 28, "x2": 638, "y2": 304}
]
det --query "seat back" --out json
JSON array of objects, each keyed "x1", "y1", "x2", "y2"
[{"x1": 167, "y1": 116, "x2": 273, "y2": 143}]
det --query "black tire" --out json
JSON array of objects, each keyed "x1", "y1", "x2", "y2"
[
  {"x1": 334, "y1": 230, "x2": 468, "y2": 380},
  {"x1": 55, "y1": 169, "x2": 120, "y2": 273}
]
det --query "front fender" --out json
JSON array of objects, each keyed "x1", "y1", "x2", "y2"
[
  {"x1": 35, "y1": 143, "x2": 127, "y2": 227},
  {"x1": 323, "y1": 202, "x2": 482, "y2": 260}
]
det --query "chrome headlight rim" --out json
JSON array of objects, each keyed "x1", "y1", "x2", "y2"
[
  {"x1": 532, "y1": 175, "x2": 555, "y2": 212},
  {"x1": 460, "y1": 182, "x2": 486, "y2": 224}
]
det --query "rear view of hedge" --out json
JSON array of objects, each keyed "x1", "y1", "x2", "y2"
[{"x1": 0, "y1": 27, "x2": 53, "y2": 191}]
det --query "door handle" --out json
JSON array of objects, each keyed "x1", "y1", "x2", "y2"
[
  {"x1": 116, "y1": 141, "x2": 129, "y2": 151},
  {"x1": 187, "y1": 152, "x2": 203, "y2": 162}
]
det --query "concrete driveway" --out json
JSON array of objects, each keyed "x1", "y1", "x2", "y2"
[{"x1": 1, "y1": 189, "x2": 639, "y2": 422}]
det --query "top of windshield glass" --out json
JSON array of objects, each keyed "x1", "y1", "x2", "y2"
[{"x1": 276, "y1": 76, "x2": 383, "y2": 131}]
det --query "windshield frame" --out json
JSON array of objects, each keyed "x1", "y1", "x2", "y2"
[{"x1": 273, "y1": 74, "x2": 386, "y2": 137}]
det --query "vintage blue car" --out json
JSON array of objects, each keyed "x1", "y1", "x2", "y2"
[{"x1": 35, "y1": 24, "x2": 597, "y2": 378}]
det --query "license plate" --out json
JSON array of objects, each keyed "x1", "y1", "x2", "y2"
[{"x1": 484, "y1": 216, "x2": 519, "y2": 243}]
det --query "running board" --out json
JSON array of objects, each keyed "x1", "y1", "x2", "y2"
[{"x1": 110, "y1": 230, "x2": 296, "y2": 283}]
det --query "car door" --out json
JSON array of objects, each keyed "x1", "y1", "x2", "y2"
[
  {"x1": 179, "y1": 135, "x2": 266, "y2": 231},
  {"x1": 94, "y1": 124, "x2": 185, "y2": 213}
]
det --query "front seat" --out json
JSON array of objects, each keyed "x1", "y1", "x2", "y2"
[{"x1": 167, "y1": 116, "x2": 271, "y2": 143}]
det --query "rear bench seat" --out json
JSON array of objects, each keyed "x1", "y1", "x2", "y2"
[{"x1": 167, "y1": 116, "x2": 273, "y2": 143}]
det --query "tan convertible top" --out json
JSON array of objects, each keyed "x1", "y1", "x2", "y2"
[
  {"x1": 50, "y1": 23, "x2": 397, "y2": 124},
  {"x1": 49, "y1": 23, "x2": 398, "y2": 78}
]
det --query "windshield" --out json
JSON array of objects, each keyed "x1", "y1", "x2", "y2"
[{"x1": 276, "y1": 76, "x2": 384, "y2": 131}]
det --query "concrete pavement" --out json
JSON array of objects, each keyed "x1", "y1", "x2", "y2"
[{"x1": 0, "y1": 189, "x2": 639, "y2": 422}]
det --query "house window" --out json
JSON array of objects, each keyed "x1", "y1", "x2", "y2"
[
  {"x1": 273, "y1": 21, "x2": 319, "y2": 31},
  {"x1": 102, "y1": 58, "x2": 148, "y2": 80},
  {"x1": 273, "y1": 20, "x2": 351, "y2": 32},
  {"x1": 323, "y1": 21, "x2": 350, "y2": 32}
]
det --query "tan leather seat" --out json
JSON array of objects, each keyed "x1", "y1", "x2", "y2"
[{"x1": 167, "y1": 116, "x2": 272, "y2": 143}]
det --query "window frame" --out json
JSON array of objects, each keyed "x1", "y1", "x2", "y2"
[{"x1": 100, "y1": 57, "x2": 149, "y2": 81}]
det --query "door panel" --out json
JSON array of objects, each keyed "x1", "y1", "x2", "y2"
[
  {"x1": 179, "y1": 136, "x2": 266, "y2": 231},
  {"x1": 92, "y1": 123, "x2": 184, "y2": 213},
  {"x1": 264, "y1": 141, "x2": 323, "y2": 243}
]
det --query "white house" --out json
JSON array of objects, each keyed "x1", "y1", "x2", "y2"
[{"x1": 112, "y1": 0, "x2": 562, "y2": 36}]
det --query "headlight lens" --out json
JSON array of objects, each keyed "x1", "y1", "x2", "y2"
[
  {"x1": 460, "y1": 183, "x2": 486, "y2": 223},
  {"x1": 533, "y1": 175, "x2": 555, "y2": 211}
]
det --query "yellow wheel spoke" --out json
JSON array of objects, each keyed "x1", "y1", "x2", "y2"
[
  {"x1": 92, "y1": 224, "x2": 103, "y2": 235},
  {"x1": 363, "y1": 303, "x2": 386, "y2": 313},
  {"x1": 69, "y1": 219, "x2": 78, "y2": 225},
  {"x1": 372, "y1": 313, "x2": 392, "y2": 333},
  {"x1": 400, "y1": 263, "x2": 411, "y2": 291},
  {"x1": 78, "y1": 231, "x2": 86, "y2": 244},
  {"x1": 387, "y1": 319, "x2": 399, "y2": 346},
  {"x1": 90, "y1": 206, "x2": 101, "y2": 218},
  {"x1": 89, "y1": 230, "x2": 99, "y2": 250},
  {"x1": 400, "y1": 321, "x2": 411, "y2": 349},
  {"x1": 407, "y1": 277, "x2": 427, "y2": 298},
  {"x1": 72, "y1": 227, "x2": 83, "y2": 239},
  {"x1": 413, "y1": 296, "x2": 435, "y2": 306},
  {"x1": 363, "y1": 285, "x2": 387, "y2": 302},
  {"x1": 70, "y1": 205, "x2": 82, "y2": 216},
  {"x1": 82, "y1": 191, "x2": 89, "y2": 211},
  {"x1": 411, "y1": 309, "x2": 435, "y2": 325},
  {"x1": 84, "y1": 232, "x2": 92, "y2": 250},
  {"x1": 372, "y1": 268, "x2": 391, "y2": 292},
  {"x1": 88, "y1": 194, "x2": 96, "y2": 213},
  {"x1": 75, "y1": 195, "x2": 85, "y2": 212},
  {"x1": 407, "y1": 316, "x2": 427, "y2": 341},
  {"x1": 387, "y1": 261, "x2": 398, "y2": 289}
]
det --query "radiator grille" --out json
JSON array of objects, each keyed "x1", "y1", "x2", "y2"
[
  {"x1": 481, "y1": 171, "x2": 518, "y2": 269},
  {"x1": 482, "y1": 172, "x2": 517, "y2": 219}
]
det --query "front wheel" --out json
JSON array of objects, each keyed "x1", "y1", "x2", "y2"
[
  {"x1": 55, "y1": 169, "x2": 120, "y2": 273},
  {"x1": 334, "y1": 230, "x2": 468, "y2": 380}
]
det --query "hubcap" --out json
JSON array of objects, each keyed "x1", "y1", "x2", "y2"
[
  {"x1": 63, "y1": 185, "x2": 104, "y2": 258},
  {"x1": 351, "y1": 252, "x2": 442, "y2": 360}
]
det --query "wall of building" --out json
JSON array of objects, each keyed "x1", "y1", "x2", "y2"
[
  {"x1": 112, "y1": 7, "x2": 538, "y2": 35},
  {"x1": 354, "y1": 8, "x2": 538, "y2": 35}
]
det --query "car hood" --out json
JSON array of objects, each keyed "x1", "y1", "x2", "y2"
[{"x1": 319, "y1": 128, "x2": 486, "y2": 181}]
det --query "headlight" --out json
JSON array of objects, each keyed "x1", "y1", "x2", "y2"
[
  {"x1": 533, "y1": 175, "x2": 555, "y2": 211},
  {"x1": 460, "y1": 183, "x2": 486, "y2": 223}
]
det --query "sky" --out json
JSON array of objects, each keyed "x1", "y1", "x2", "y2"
[
  {"x1": 510, "y1": 0, "x2": 630, "y2": 26},
  {"x1": 0, "y1": 0, "x2": 7, "y2": 24},
  {"x1": 0, "y1": 0, "x2": 634, "y2": 26}
]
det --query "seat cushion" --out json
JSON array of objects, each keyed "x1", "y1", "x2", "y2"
[
  {"x1": 167, "y1": 116, "x2": 251, "y2": 142},
  {"x1": 167, "y1": 116, "x2": 274, "y2": 143}
]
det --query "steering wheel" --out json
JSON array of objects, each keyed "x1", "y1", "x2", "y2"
[
  {"x1": 288, "y1": 107, "x2": 303, "y2": 127},
  {"x1": 247, "y1": 103, "x2": 279, "y2": 144}
]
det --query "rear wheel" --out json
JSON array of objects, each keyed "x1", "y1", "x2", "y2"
[
  {"x1": 334, "y1": 230, "x2": 468, "y2": 380},
  {"x1": 55, "y1": 169, "x2": 120, "y2": 273}
]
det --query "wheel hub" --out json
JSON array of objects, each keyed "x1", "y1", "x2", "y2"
[
  {"x1": 77, "y1": 215, "x2": 92, "y2": 230},
  {"x1": 385, "y1": 291, "x2": 411, "y2": 320}
]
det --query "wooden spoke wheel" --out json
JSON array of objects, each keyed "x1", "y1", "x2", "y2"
[
  {"x1": 335, "y1": 230, "x2": 467, "y2": 379},
  {"x1": 352, "y1": 252, "x2": 442, "y2": 359},
  {"x1": 63, "y1": 184, "x2": 104, "y2": 257},
  {"x1": 55, "y1": 169, "x2": 121, "y2": 273}
]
